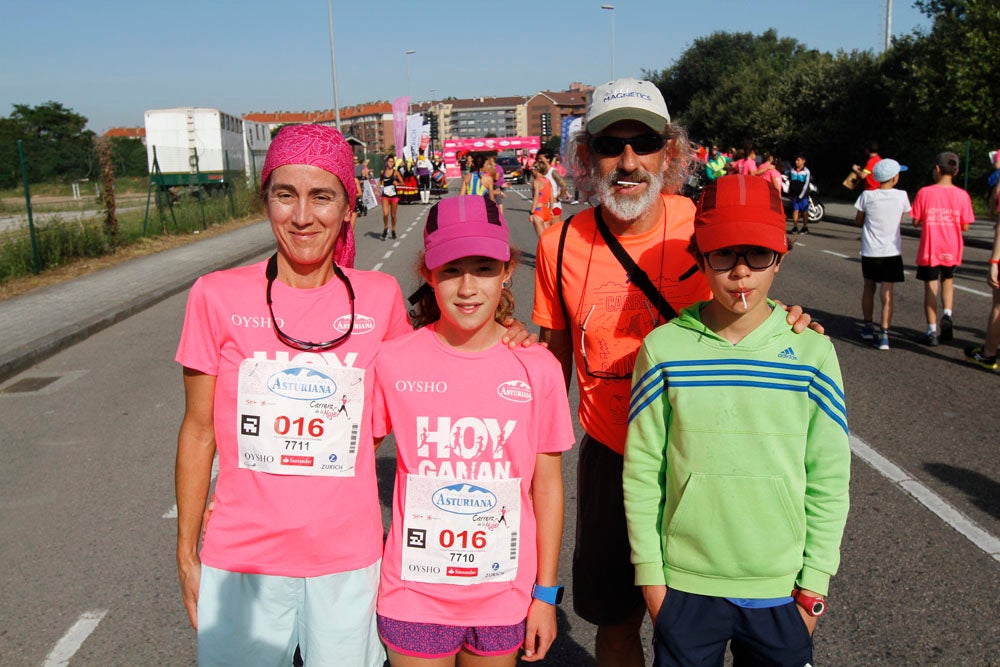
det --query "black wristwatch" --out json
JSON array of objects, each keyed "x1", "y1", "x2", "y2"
[{"x1": 531, "y1": 583, "x2": 564, "y2": 605}]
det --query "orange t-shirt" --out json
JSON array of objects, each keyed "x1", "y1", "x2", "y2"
[{"x1": 532, "y1": 194, "x2": 711, "y2": 453}]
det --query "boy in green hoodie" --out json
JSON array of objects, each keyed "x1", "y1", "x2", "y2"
[{"x1": 623, "y1": 174, "x2": 851, "y2": 666}]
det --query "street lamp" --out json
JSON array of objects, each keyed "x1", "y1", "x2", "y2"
[
  {"x1": 327, "y1": 0, "x2": 342, "y2": 131},
  {"x1": 601, "y1": 4, "x2": 615, "y2": 80},
  {"x1": 405, "y1": 50, "x2": 417, "y2": 111}
]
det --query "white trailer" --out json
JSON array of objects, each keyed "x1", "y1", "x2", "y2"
[{"x1": 144, "y1": 107, "x2": 247, "y2": 188}]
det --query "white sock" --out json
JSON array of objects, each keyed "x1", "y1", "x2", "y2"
[
  {"x1": 943, "y1": 309, "x2": 953, "y2": 318},
  {"x1": 928, "y1": 323, "x2": 937, "y2": 334}
]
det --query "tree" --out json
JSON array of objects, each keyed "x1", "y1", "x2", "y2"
[{"x1": 0, "y1": 101, "x2": 96, "y2": 187}]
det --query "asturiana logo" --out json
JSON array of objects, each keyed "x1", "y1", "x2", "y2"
[
  {"x1": 333, "y1": 314, "x2": 375, "y2": 334},
  {"x1": 497, "y1": 380, "x2": 532, "y2": 403},
  {"x1": 267, "y1": 367, "x2": 337, "y2": 401},
  {"x1": 431, "y1": 484, "x2": 498, "y2": 515}
]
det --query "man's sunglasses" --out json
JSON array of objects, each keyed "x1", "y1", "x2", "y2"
[{"x1": 589, "y1": 133, "x2": 668, "y2": 157}]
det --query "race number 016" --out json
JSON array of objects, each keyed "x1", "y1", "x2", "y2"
[
  {"x1": 274, "y1": 416, "x2": 325, "y2": 437},
  {"x1": 439, "y1": 530, "x2": 487, "y2": 549}
]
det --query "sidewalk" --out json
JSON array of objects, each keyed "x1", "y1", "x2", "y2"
[
  {"x1": 821, "y1": 200, "x2": 996, "y2": 250},
  {"x1": 0, "y1": 220, "x2": 275, "y2": 382}
]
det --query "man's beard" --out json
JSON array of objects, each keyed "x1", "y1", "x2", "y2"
[{"x1": 595, "y1": 167, "x2": 664, "y2": 222}]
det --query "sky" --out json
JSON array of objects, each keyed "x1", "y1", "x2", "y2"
[{"x1": 0, "y1": 0, "x2": 932, "y2": 134}]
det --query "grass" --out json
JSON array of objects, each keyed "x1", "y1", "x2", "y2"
[{"x1": 0, "y1": 180, "x2": 261, "y2": 283}]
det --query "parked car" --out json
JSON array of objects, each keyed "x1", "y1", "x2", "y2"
[{"x1": 496, "y1": 155, "x2": 525, "y2": 184}]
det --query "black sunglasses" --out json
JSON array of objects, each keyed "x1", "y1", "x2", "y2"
[
  {"x1": 265, "y1": 254, "x2": 355, "y2": 351},
  {"x1": 589, "y1": 133, "x2": 668, "y2": 157},
  {"x1": 704, "y1": 248, "x2": 780, "y2": 272}
]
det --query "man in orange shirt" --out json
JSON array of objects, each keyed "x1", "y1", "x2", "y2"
[{"x1": 532, "y1": 77, "x2": 816, "y2": 667}]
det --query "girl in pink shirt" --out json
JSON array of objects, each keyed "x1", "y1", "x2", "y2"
[{"x1": 373, "y1": 196, "x2": 574, "y2": 666}]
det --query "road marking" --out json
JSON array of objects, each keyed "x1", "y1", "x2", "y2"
[
  {"x1": 850, "y1": 434, "x2": 1000, "y2": 564},
  {"x1": 372, "y1": 262, "x2": 384, "y2": 271},
  {"x1": 953, "y1": 283, "x2": 991, "y2": 297},
  {"x1": 43, "y1": 609, "x2": 107, "y2": 666},
  {"x1": 822, "y1": 250, "x2": 851, "y2": 259}
]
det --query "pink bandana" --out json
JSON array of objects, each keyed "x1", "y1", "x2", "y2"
[{"x1": 261, "y1": 124, "x2": 356, "y2": 268}]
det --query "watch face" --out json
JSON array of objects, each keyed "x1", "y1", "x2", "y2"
[{"x1": 811, "y1": 600, "x2": 825, "y2": 616}]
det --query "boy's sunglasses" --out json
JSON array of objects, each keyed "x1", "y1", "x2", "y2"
[
  {"x1": 589, "y1": 133, "x2": 668, "y2": 157},
  {"x1": 704, "y1": 248, "x2": 779, "y2": 272}
]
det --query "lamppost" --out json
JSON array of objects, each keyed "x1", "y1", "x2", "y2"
[
  {"x1": 600, "y1": 4, "x2": 615, "y2": 80},
  {"x1": 405, "y1": 50, "x2": 417, "y2": 112},
  {"x1": 327, "y1": 0, "x2": 342, "y2": 131}
]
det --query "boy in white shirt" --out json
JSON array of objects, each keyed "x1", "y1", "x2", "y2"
[{"x1": 854, "y1": 158, "x2": 911, "y2": 350}]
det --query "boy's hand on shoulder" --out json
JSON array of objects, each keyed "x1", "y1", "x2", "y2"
[{"x1": 501, "y1": 317, "x2": 539, "y2": 348}]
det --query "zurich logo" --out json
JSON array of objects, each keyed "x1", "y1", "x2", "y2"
[
  {"x1": 267, "y1": 367, "x2": 337, "y2": 401},
  {"x1": 328, "y1": 453, "x2": 338, "y2": 463},
  {"x1": 492, "y1": 562, "x2": 500, "y2": 571},
  {"x1": 431, "y1": 483, "x2": 498, "y2": 515}
]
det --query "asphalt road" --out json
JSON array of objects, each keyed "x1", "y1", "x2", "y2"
[{"x1": 1, "y1": 187, "x2": 998, "y2": 665}]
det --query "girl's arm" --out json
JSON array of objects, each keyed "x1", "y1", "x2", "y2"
[{"x1": 522, "y1": 451, "x2": 564, "y2": 662}]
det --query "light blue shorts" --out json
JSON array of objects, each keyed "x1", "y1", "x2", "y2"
[{"x1": 197, "y1": 561, "x2": 385, "y2": 667}]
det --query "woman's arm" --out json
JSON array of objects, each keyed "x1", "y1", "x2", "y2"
[{"x1": 175, "y1": 368, "x2": 218, "y2": 630}]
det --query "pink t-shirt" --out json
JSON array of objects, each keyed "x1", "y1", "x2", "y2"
[
  {"x1": 737, "y1": 158, "x2": 756, "y2": 176},
  {"x1": 373, "y1": 326, "x2": 575, "y2": 626},
  {"x1": 175, "y1": 260, "x2": 412, "y2": 577},
  {"x1": 757, "y1": 166, "x2": 781, "y2": 190},
  {"x1": 910, "y1": 184, "x2": 975, "y2": 267}
]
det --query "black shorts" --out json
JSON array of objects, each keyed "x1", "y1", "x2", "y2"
[
  {"x1": 916, "y1": 265, "x2": 956, "y2": 281},
  {"x1": 572, "y1": 434, "x2": 644, "y2": 625},
  {"x1": 861, "y1": 255, "x2": 905, "y2": 283}
]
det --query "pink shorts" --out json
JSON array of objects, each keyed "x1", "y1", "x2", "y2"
[{"x1": 377, "y1": 614, "x2": 525, "y2": 659}]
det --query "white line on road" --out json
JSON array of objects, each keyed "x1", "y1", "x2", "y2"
[
  {"x1": 850, "y1": 434, "x2": 1000, "y2": 564},
  {"x1": 953, "y1": 283, "x2": 991, "y2": 297},
  {"x1": 42, "y1": 609, "x2": 107, "y2": 667},
  {"x1": 822, "y1": 250, "x2": 851, "y2": 259}
]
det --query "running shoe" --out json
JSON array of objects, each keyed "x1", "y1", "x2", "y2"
[
  {"x1": 876, "y1": 332, "x2": 890, "y2": 351},
  {"x1": 964, "y1": 346, "x2": 998, "y2": 370},
  {"x1": 391, "y1": 231, "x2": 397, "y2": 240},
  {"x1": 915, "y1": 331, "x2": 939, "y2": 347},
  {"x1": 789, "y1": 228, "x2": 799, "y2": 235},
  {"x1": 571, "y1": 200, "x2": 579, "y2": 205},
  {"x1": 860, "y1": 322, "x2": 875, "y2": 341},
  {"x1": 801, "y1": 228, "x2": 810, "y2": 235},
  {"x1": 381, "y1": 230, "x2": 388, "y2": 241},
  {"x1": 939, "y1": 314, "x2": 954, "y2": 342}
]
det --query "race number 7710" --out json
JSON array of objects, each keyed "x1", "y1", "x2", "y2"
[
  {"x1": 439, "y1": 529, "x2": 487, "y2": 549},
  {"x1": 274, "y1": 416, "x2": 325, "y2": 437}
]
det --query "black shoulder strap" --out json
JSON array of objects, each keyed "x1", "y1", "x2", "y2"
[
  {"x1": 555, "y1": 215, "x2": 574, "y2": 333},
  {"x1": 593, "y1": 206, "x2": 679, "y2": 322}
]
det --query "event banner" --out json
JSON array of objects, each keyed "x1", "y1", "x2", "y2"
[
  {"x1": 392, "y1": 96, "x2": 410, "y2": 158},
  {"x1": 441, "y1": 136, "x2": 541, "y2": 178}
]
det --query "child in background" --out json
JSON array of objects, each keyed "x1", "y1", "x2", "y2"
[
  {"x1": 911, "y1": 151, "x2": 976, "y2": 346},
  {"x1": 754, "y1": 152, "x2": 783, "y2": 194},
  {"x1": 854, "y1": 158, "x2": 911, "y2": 350},
  {"x1": 787, "y1": 154, "x2": 813, "y2": 235},
  {"x1": 623, "y1": 174, "x2": 850, "y2": 666},
  {"x1": 373, "y1": 196, "x2": 574, "y2": 666}
]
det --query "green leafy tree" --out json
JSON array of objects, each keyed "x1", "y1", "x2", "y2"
[{"x1": 1, "y1": 101, "x2": 96, "y2": 186}]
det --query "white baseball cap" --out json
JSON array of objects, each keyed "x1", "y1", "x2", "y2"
[
  {"x1": 872, "y1": 158, "x2": 908, "y2": 183},
  {"x1": 586, "y1": 77, "x2": 671, "y2": 134}
]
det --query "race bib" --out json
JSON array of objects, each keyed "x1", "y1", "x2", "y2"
[
  {"x1": 401, "y1": 474, "x2": 521, "y2": 585},
  {"x1": 382, "y1": 185, "x2": 397, "y2": 197},
  {"x1": 236, "y1": 358, "x2": 365, "y2": 477}
]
